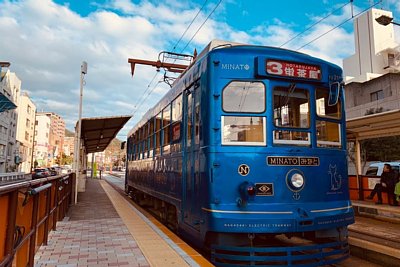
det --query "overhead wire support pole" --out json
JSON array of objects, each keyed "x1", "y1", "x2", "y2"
[{"x1": 75, "y1": 61, "x2": 87, "y2": 204}]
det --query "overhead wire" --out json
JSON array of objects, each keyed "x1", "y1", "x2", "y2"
[
  {"x1": 180, "y1": 0, "x2": 223, "y2": 53},
  {"x1": 172, "y1": 0, "x2": 209, "y2": 52},
  {"x1": 130, "y1": 0, "x2": 215, "y2": 117},
  {"x1": 279, "y1": 1, "x2": 352, "y2": 48},
  {"x1": 296, "y1": 0, "x2": 382, "y2": 51}
]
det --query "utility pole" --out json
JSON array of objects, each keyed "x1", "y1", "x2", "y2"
[{"x1": 74, "y1": 61, "x2": 87, "y2": 204}]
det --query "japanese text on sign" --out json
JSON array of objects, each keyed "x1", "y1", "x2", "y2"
[{"x1": 266, "y1": 60, "x2": 321, "y2": 80}]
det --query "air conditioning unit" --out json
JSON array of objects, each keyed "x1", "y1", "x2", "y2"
[{"x1": 387, "y1": 52, "x2": 400, "y2": 72}]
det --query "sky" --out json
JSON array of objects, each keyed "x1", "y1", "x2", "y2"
[{"x1": 1, "y1": 0, "x2": 400, "y2": 140}]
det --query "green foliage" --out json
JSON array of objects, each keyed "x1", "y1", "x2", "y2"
[
  {"x1": 361, "y1": 136, "x2": 400, "y2": 161},
  {"x1": 55, "y1": 153, "x2": 73, "y2": 165}
]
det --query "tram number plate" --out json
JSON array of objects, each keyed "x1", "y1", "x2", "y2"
[{"x1": 267, "y1": 156, "x2": 319, "y2": 166}]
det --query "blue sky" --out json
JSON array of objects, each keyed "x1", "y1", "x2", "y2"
[{"x1": 1, "y1": 0, "x2": 400, "y2": 139}]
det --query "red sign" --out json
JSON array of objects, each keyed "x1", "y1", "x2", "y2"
[{"x1": 266, "y1": 60, "x2": 321, "y2": 80}]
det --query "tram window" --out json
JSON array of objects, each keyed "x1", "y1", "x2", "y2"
[
  {"x1": 163, "y1": 105, "x2": 171, "y2": 126},
  {"x1": 221, "y1": 116, "x2": 266, "y2": 146},
  {"x1": 172, "y1": 94, "x2": 183, "y2": 121},
  {"x1": 156, "y1": 112, "x2": 162, "y2": 131},
  {"x1": 222, "y1": 81, "x2": 265, "y2": 113},
  {"x1": 273, "y1": 130, "x2": 310, "y2": 146},
  {"x1": 149, "y1": 118, "x2": 154, "y2": 135},
  {"x1": 274, "y1": 86, "x2": 309, "y2": 128},
  {"x1": 316, "y1": 120, "x2": 341, "y2": 148},
  {"x1": 316, "y1": 88, "x2": 341, "y2": 119}
]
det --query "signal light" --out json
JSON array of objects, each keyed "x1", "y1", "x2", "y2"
[{"x1": 247, "y1": 185, "x2": 256, "y2": 196}]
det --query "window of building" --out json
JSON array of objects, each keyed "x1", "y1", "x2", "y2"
[
  {"x1": 370, "y1": 90, "x2": 384, "y2": 101},
  {"x1": 27, "y1": 105, "x2": 31, "y2": 114},
  {"x1": 35, "y1": 120, "x2": 38, "y2": 126},
  {"x1": 25, "y1": 131, "x2": 29, "y2": 141},
  {"x1": 26, "y1": 119, "x2": 30, "y2": 128}
]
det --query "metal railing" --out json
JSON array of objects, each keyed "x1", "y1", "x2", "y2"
[
  {"x1": 348, "y1": 174, "x2": 391, "y2": 203},
  {"x1": 0, "y1": 173, "x2": 75, "y2": 267},
  {"x1": 0, "y1": 173, "x2": 30, "y2": 183}
]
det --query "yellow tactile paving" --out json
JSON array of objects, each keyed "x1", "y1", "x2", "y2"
[{"x1": 100, "y1": 181, "x2": 192, "y2": 266}]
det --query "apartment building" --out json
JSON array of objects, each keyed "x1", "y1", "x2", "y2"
[
  {"x1": 0, "y1": 67, "x2": 20, "y2": 172},
  {"x1": 343, "y1": 8, "x2": 400, "y2": 119},
  {"x1": 34, "y1": 112, "x2": 65, "y2": 166},
  {"x1": 63, "y1": 136, "x2": 74, "y2": 156},
  {"x1": 33, "y1": 114, "x2": 51, "y2": 167},
  {"x1": 16, "y1": 93, "x2": 36, "y2": 173}
]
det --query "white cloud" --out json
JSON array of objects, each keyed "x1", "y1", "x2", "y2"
[{"x1": 1, "y1": 0, "x2": 388, "y2": 140}]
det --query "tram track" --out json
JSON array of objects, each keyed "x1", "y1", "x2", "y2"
[{"x1": 104, "y1": 174, "x2": 399, "y2": 267}]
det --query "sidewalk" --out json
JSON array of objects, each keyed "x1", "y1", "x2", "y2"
[
  {"x1": 34, "y1": 178, "x2": 149, "y2": 267},
  {"x1": 34, "y1": 176, "x2": 211, "y2": 267}
]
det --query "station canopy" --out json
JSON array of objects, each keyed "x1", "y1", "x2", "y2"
[
  {"x1": 346, "y1": 109, "x2": 400, "y2": 141},
  {"x1": 79, "y1": 115, "x2": 131, "y2": 153}
]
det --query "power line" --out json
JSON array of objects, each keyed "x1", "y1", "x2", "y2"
[
  {"x1": 172, "y1": 0, "x2": 209, "y2": 52},
  {"x1": 280, "y1": 1, "x2": 351, "y2": 48},
  {"x1": 130, "y1": 1, "x2": 215, "y2": 117},
  {"x1": 296, "y1": 0, "x2": 382, "y2": 51},
  {"x1": 180, "y1": 0, "x2": 223, "y2": 53},
  {"x1": 131, "y1": 0, "x2": 224, "y2": 117}
]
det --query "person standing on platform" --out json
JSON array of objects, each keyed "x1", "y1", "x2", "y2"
[{"x1": 367, "y1": 164, "x2": 398, "y2": 206}]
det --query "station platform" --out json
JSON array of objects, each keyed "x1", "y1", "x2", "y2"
[{"x1": 34, "y1": 176, "x2": 212, "y2": 267}]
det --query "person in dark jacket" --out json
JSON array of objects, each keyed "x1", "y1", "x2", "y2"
[{"x1": 367, "y1": 164, "x2": 398, "y2": 205}]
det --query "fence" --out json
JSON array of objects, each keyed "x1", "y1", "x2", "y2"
[
  {"x1": 0, "y1": 173, "x2": 75, "y2": 267},
  {"x1": 348, "y1": 174, "x2": 391, "y2": 203}
]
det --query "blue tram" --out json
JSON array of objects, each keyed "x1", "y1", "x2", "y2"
[{"x1": 125, "y1": 40, "x2": 354, "y2": 266}]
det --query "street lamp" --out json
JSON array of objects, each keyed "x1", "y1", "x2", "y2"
[
  {"x1": 375, "y1": 14, "x2": 400, "y2": 26},
  {"x1": 75, "y1": 61, "x2": 87, "y2": 204}
]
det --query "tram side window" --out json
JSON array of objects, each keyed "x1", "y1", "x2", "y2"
[
  {"x1": 222, "y1": 116, "x2": 266, "y2": 146},
  {"x1": 273, "y1": 87, "x2": 309, "y2": 128},
  {"x1": 316, "y1": 120, "x2": 341, "y2": 148},
  {"x1": 155, "y1": 112, "x2": 162, "y2": 155},
  {"x1": 273, "y1": 86, "x2": 310, "y2": 145},
  {"x1": 149, "y1": 118, "x2": 154, "y2": 157},
  {"x1": 162, "y1": 104, "x2": 171, "y2": 153},
  {"x1": 316, "y1": 88, "x2": 341, "y2": 119},
  {"x1": 222, "y1": 81, "x2": 265, "y2": 113},
  {"x1": 171, "y1": 94, "x2": 182, "y2": 143}
]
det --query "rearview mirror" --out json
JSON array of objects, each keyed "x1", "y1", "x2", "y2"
[{"x1": 328, "y1": 82, "x2": 341, "y2": 106}]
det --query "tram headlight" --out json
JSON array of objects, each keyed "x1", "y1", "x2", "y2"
[
  {"x1": 290, "y1": 173, "x2": 304, "y2": 188},
  {"x1": 286, "y1": 169, "x2": 305, "y2": 192}
]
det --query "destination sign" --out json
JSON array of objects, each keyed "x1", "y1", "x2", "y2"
[
  {"x1": 266, "y1": 60, "x2": 321, "y2": 80},
  {"x1": 267, "y1": 156, "x2": 319, "y2": 166}
]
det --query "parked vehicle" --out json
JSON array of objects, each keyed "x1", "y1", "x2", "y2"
[
  {"x1": 32, "y1": 168, "x2": 50, "y2": 179},
  {"x1": 365, "y1": 162, "x2": 400, "y2": 176},
  {"x1": 49, "y1": 167, "x2": 58, "y2": 176}
]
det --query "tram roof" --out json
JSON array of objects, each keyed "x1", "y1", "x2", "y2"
[
  {"x1": 77, "y1": 115, "x2": 131, "y2": 153},
  {"x1": 346, "y1": 109, "x2": 400, "y2": 141}
]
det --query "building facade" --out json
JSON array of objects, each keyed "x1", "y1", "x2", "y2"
[
  {"x1": 16, "y1": 93, "x2": 36, "y2": 173},
  {"x1": 343, "y1": 8, "x2": 400, "y2": 119},
  {"x1": 34, "y1": 112, "x2": 65, "y2": 167},
  {"x1": 33, "y1": 114, "x2": 51, "y2": 167},
  {"x1": 63, "y1": 136, "x2": 74, "y2": 157},
  {"x1": 343, "y1": 8, "x2": 400, "y2": 85},
  {"x1": 0, "y1": 69, "x2": 20, "y2": 172}
]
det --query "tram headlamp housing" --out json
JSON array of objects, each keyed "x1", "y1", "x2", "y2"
[
  {"x1": 290, "y1": 173, "x2": 304, "y2": 188},
  {"x1": 286, "y1": 169, "x2": 305, "y2": 192}
]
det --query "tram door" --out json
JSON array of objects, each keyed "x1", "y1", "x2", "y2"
[{"x1": 182, "y1": 83, "x2": 201, "y2": 231}]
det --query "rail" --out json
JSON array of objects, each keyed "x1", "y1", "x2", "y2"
[
  {"x1": 0, "y1": 173, "x2": 75, "y2": 267},
  {"x1": 348, "y1": 174, "x2": 391, "y2": 203}
]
